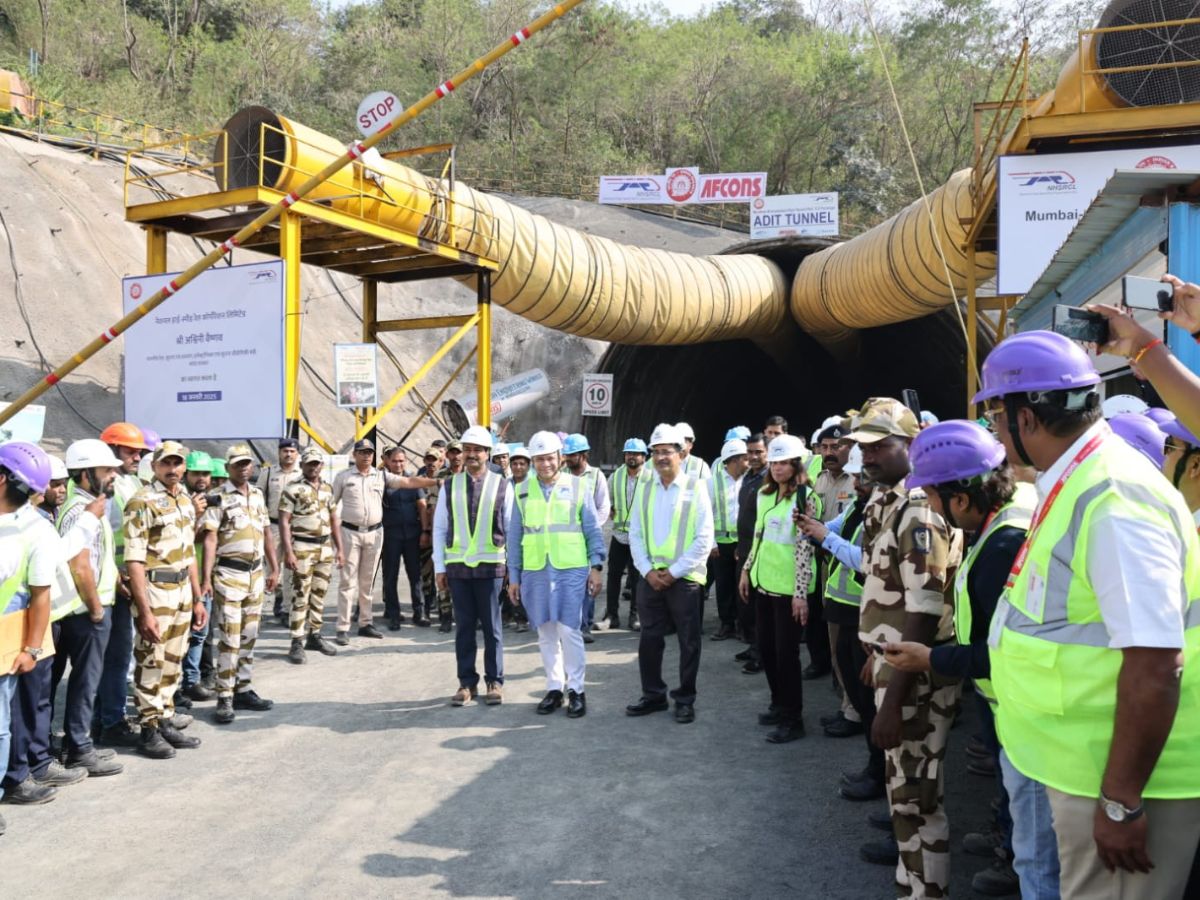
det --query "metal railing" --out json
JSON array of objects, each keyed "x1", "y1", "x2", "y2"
[
  {"x1": 0, "y1": 88, "x2": 186, "y2": 157},
  {"x1": 970, "y1": 37, "x2": 1031, "y2": 207}
]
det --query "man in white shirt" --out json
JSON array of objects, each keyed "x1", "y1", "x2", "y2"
[
  {"x1": 708, "y1": 438, "x2": 747, "y2": 641},
  {"x1": 675, "y1": 422, "x2": 711, "y2": 480}
]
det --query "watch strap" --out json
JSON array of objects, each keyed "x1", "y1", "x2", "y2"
[{"x1": 1101, "y1": 791, "x2": 1144, "y2": 821}]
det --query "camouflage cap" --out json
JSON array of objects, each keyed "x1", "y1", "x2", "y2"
[
  {"x1": 301, "y1": 446, "x2": 324, "y2": 465},
  {"x1": 225, "y1": 443, "x2": 254, "y2": 464},
  {"x1": 446, "y1": 440, "x2": 463, "y2": 451},
  {"x1": 152, "y1": 440, "x2": 188, "y2": 463},
  {"x1": 844, "y1": 397, "x2": 919, "y2": 444},
  {"x1": 423, "y1": 447, "x2": 441, "y2": 460}
]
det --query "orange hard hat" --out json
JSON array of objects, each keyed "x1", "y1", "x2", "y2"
[{"x1": 99, "y1": 421, "x2": 148, "y2": 450}]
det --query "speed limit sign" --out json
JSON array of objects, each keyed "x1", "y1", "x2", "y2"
[{"x1": 581, "y1": 373, "x2": 613, "y2": 418}]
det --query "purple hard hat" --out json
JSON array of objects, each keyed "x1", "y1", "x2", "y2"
[
  {"x1": 0, "y1": 441, "x2": 53, "y2": 495},
  {"x1": 140, "y1": 427, "x2": 161, "y2": 451},
  {"x1": 973, "y1": 331, "x2": 1100, "y2": 404},
  {"x1": 1156, "y1": 411, "x2": 1200, "y2": 448},
  {"x1": 1144, "y1": 407, "x2": 1175, "y2": 428},
  {"x1": 1109, "y1": 413, "x2": 1166, "y2": 468},
  {"x1": 907, "y1": 421, "x2": 1006, "y2": 489}
]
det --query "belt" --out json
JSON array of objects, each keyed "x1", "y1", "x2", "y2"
[
  {"x1": 146, "y1": 568, "x2": 189, "y2": 585},
  {"x1": 293, "y1": 534, "x2": 329, "y2": 545},
  {"x1": 269, "y1": 516, "x2": 279, "y2": 524},
  {"x1": 342, "y1": 522, "x2": 382, "y2": 533},
  {"x1": 216, "y1": 557, "x2": 263, "y2": 573}
]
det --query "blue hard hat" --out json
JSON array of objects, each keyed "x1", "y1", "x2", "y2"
[
  {"x1": 724, "y1": 426, "x2": 751, "y2": 441},
  {"x1": 623, "y1": 438, "x2": 648, "y2": 454},
  {"x1": 563, "y1": 433, "x2": 590, "y2": 454}
]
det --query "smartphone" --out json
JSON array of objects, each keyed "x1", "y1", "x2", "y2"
[
  {"x1": 1122, "y1": 275, "x2": 1175, "y2": 312},
  {"x1": 205, "y1": 492, "x2": 222, "y2": 507},
  {"x1": 1052, "y1": 305, "x2": 1109, "y2": 344},
  {"x1": 901, "y1": 389, "x2": 922, "y2": 420}
]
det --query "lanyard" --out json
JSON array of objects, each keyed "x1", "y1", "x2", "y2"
[{"x1": 1005, "y1": 431, "x2": 1105, "y2": 587}]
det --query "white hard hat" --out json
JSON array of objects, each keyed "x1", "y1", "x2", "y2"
[
  {"x1": 821, "y1": 415, "x2": 844, "y2": 430},
  {"x1": 674, "y1": 422, "x2": 695, "y2": 441},
  {"x1": 66, "y1": 438, "x2": 122, "y2": 470},
  {"x1": 459, "y1": 425, "x2": 494, "y2": 449},
  {"x1": 527, "y1": 431, "x2": 563, "y2": 456},
  {"x1": 509, "y1": 445, "x2": 531, "y2": 461},
  {"x1": 1102, "y1": 394, "x2": 1149, "y2": 419},
  {"x1": 843, "y1": 444, "x2": 864, "y2": 475},
  {"x1": 137, "y1": 454, "x2": 154, "y2": 483},
  {"x1": 720, "y1": 439, "x2": 747, "y2": 462},
  {"x1": 491, "y1": 442, "x2": 509, "y2": 459},
  {"x1": 48, "y1": 455, "x2": 69, "y2": 480},
  {"x1": 767, "y1": 434, "x2": 810, "y2": 464},
  {"x1": 651, "y1": 423, "x2": 685, "y2": 449}
]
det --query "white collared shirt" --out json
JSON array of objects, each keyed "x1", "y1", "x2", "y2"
[{"x1": 628, "y1": 470, "x2": 714, "y2": 580}]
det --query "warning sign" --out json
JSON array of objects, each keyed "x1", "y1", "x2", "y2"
[{"x1": 581, "y1": 373, "x2": 613, "y2": 418}]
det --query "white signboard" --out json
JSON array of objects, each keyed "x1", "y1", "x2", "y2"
[
  {"x1": 750, "y1": 193, "x2": 839, "y2": 239},
  {"x1": 998, "y1": 146, "x2": 1200, "y2": 294},
  {"x1": 454, "y1": 368, "x2": 550, "y2": 425},
  {"x1": 122, "y1": 261, "x2": 285, "y2": 440},
  {"x1": 356, "y1": 91, "x2": 403, "y2": 138},
  {"x1": 0, "y1": 403, "x2": 45, "y2": 444},
  {"x1": 581, "y1": 373, "x2": 613, "y2": 418},
  {"x1": 334, "y1": 343, "x2": 379, "y2": 409},
  {"x1": 599, "y1": 168, "x2": 767, "y2": 206}
]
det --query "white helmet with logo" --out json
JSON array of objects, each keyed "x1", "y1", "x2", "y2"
[
  {"x1": 66, "y1": 438, "x2": 123, "y2": 470},
  {"x1": 719, "y1": 439, "x2": 748, "y2": 462},
  {"x1": 767, "y1": 434, "x2": 810, "y2": 464},
  {"x1": 650, "y1": 423, "x2": 685, "y2": 449},
  {"x1": 48, "y1": 455, "x2": 69, "y2": 480},
  {"x1": 527, "y1": 431, "x2": 563, "y2": 456},
  {"x1": 459, "y1": 425, "x2": 494, "y2": 449},
  {"x1": 843, "y1": 444, "x2": 864, "y2": 475},
  {"x1": 674, "y1": 421, "x2": 696, "y2": 441}
]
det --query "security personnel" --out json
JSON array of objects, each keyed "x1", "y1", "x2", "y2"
[
  {"x1": 604, "y1": 438, "x2": 651, "y2": 631},
  {"x1": 94, "y1": 421, "x2": 150, "y2": 749},
  {"x1": 849, "y1": 397, "x2": 963, "y2": 895},
  {"x1": 433, "y1": 426, "x2": 511, "y2": 706},
  {"x1": 179, "y1": 450, "x2": 215, "y2": 707},
  {"x1": 508, "y1": 431, "x2": 605, "y2": 718},
  {"x1": 124, "y1": 441, "x2": 207, "y2": 759},
  {"x1": 709, "y1": 438, "x2": 748, "y2": 641},
  {"x1": 978, "y1": 331, "x2": 1200, "y2": 898},
  {"x1": 675, "y1": 422, "x2": 712, "y2": 480},
  {"x1": 202, "y1": 444, "x2": 278, "y2": 724},
  {"x1": 562, "y1": 433, "x2": 610, "y2": 640},
  {"x1": 381, "y1": 447, "x2": 428, "y2": 629},
  {"x1": 421, "y1": 443, "x2": 456, "y2": 633},
  {"x1": 280, "y1": 447, "x2": 344, "y2": 663},
  {"x1": 256, "y1": 438, "x2": 302, "y2": 625},
  {"x1": 626, "y1": 423, "x2": 714, "y2": 724}
]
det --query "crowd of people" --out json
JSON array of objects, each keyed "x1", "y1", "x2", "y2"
[{"x1": 2, "y1": 283, "x2": 1200, "y2": 899}]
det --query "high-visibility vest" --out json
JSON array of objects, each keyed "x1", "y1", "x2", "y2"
[
  {"x1": 991, "y1": 437, "x2": 1200, "y2": 798},
  {"x1": 515, "y1": 474, "x2": 587, "y2": 571},
  {"x1": 806, "y1": 454, "x2": 823, "y2": 484},
  {"x1": 750, "y1": 489, "x2": 821, "y2": 596},
  {"x1": 55, "y1": 488, "x2": 119, "y2": 611},
  {"x1": 710, "y1": 468, "x2": 740, "y2": 545},
  {"x1": 444, "y1": 471, "x2": 505, "y2": 567},
  {"x1": 610, "y1": 465, "x2": 649, "y2": 536},
  {"x1": 682, "y1": 454, "x2": 709, "y2": 480},
  {"x1": 954, "y1": 482, "x2": 1035, "y2": 703},
  {"x1": 1, "y1": 506, "x2": 75, "y2": 623},
  {"x1": 109, "y1": 471, "x2": 141, "y2": 567},
  {"x1": 826, "y1": 520, "x2": 865, "y2": 607},
  {"x1": 637, "y1": 474, "x2": 705, "y2": 584}
]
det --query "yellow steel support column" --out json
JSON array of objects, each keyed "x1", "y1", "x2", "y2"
[
  {"x1": 146, "y1": 227, "x2": 167, "y2": 274},
  {"x1": 281, "y1": 211, "x2": 302, "y2": 436},
  {"x1": 966, "y1": 243, "x2": 978, "y2": 419},
  {"x1": 362, "y1": 279, "x2": 379, "y2": 446},
  {"x1": 476, "y1": 271, "x2": 492, "y2": 429}
]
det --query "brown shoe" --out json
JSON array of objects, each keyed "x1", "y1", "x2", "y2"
[
  {"x1": 451, "y1": 686, "x2": 477, "y2": 707},
  {"x1": 484, "y1": 682, "x2": 503, "y2": 705}
]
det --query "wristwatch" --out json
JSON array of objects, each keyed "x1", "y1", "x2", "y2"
[
  {"x1": 1100, "y1": 791, "x2": 1144, "y2": 823},
  {"x1": 591, "y1": 565, "x2": 603, "y2": 572},
  {"x1": 23, "y1": 646, "x2": 43, "y2": 661}
]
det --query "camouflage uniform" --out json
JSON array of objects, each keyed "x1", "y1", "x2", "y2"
[
  {"x1": 257, "y1": 463, "x2": 303, "y2": 616},
  {"x1": 280, "y1": 477, "x2": 336, "y2": 639},
  {"x1": 204, "y1": 479, "x2": 270, "y2": 699},
  {"x1": 860, "y1": 480, "x2": 963, "y2": 899},
  {"x1": 420, "y1": 467, "x2": 453, "y2": 622},
  {"x1": 124, "y1": 478, "x2": 197, "y2": 728}
]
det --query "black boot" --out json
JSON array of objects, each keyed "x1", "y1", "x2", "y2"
[
  {"x1": 138, "y1": 725, "x2": 176, "y2": 759},
  {"x1": 566, "y1": 690, "x2": 587, "y2": 718}
]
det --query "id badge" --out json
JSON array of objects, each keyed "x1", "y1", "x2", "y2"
[
  {"x1": 987, "y1": 598, "x2": 1008, "y2": 649},
  {"x1": 1025, "y1": 563, "x2": 1047, "y2": 621}
]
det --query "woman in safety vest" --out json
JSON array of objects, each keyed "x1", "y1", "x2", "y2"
[
  {"x1": 737, "y1": 434, "x2": 818, "y2": 744},
  {"x1": 508, "y1": 431, "x2": 605, "y2": 719}
]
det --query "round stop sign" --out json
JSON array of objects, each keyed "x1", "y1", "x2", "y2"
[{"x1": 356, "y1": 91, "x2": 403, "y2": 138}]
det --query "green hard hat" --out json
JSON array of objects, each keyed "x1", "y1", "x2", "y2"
[
  {"x1": 185, "y1": 450, "x2": 213, "y2": 473},
  {"x1": 209, "y1": 459, "x2": 228, "y2": 478}
]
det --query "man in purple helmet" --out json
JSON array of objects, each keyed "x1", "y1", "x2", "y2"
[
  {"x1": 1155, "y1": 411, "x2": 1200, "y2": 529},
  {"x1": 1108, "y1": 413, "x2": 1167, "y2": 470}
]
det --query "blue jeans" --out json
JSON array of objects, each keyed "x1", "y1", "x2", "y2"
[
  {"x1": 0, "y1": 675, "x2": 16, "y2": 800},
  {"x1": 182, "y1": 593, "x2": 212, "y2": 688},
  {"x1": 1000, "y1": 748, "x2": 1061, "y2": 900},
  {"x1": 96, "y1": 595, "x2": 134, "y2": 728},
  {"x1": 449, "y1": 577, "x2": 504, "y2": 688}
]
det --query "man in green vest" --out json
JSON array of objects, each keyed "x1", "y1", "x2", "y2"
[
  {"x1": 974, "y1": 330, "x2": 1200, "y2": 899},
  {"x1": 604, "y1": 438, "x2": 650, "y2": 631},
  {"x1": 708, "y1": 438, "x2": 748, "y2": 641}
]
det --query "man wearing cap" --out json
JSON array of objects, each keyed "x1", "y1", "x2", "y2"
[
  {"x1": 381, "y1": 447, "x2": 428, "y2": 630},
  {"x1": 256, "y1": 438, "x2": 303, "y2": 626},
  {"x1": 123, "y1": 441, "x2": 207, "y2": 759},
  {"x1": 675, "y1": 423, "x2": 711, "y2": 480},
  {"x1": 280, "y1": 447, "x2": 343, "y2": 663},
  {"x1": 433, "y1": 426, "x2": 512, "y2": 706},
  {"x1": 604, "y1": 438, "x2": 651, "y2": 631},
  {"x1": 179, "y1": 450, "x2": 216, "y2": 706},
  {"x1": 418, "y1": 445, "x2": 452, "y2": 632},
  {"x1": 709, "y1": 438, "x2": 748, "y2": 641},
  {"x1": 848, "y1": 398, "x2": 963, "y2": 894},
  {"x1": 626, "y1": 423, "x2": 715, "y2": 724},
  {"x1": 333, "y1": 439, "x2": 436, "y2": 645},
  {"x1": 202, "y1": 444, "x2": 278, "y2": 724},
  {"x1": 562, "y1": 433, "x2": 610, "y2": 641}
]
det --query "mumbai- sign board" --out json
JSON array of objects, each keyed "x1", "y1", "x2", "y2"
[{"x1": 750, "y1": 193, "x2": 839, "y2": 239}]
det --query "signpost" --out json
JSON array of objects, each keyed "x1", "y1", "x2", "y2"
[
  {"x1": 599, "y1": 169, "x2": 767, "y2": 206},
  {"x1": 356, "y1": 91, "x2": 404, "y2": 138},
  {"x1": 750, "y1": 193, "x2": 839, "y2": 239},
  {"x1": 581, "y1": 373, "x2": 613, "y2": 418},
  {"x1": 334, "y1": 343, "x2": 380, "y2": 409}
]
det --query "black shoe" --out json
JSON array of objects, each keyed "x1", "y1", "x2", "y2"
[
  {"x1": 358, "y1": 624, "x2": 383, "y2": 639},
  {"x1": 605, "y1": 614, "x2": 621, "y2": 630},
  {"x1": 710, "y1": 623, "x2": 736, "y2": 641},
  {"x1": 214, "y1": 697, "x2": 235, "y2": 724},
  {"x1": 824, "y1": 716, "x2": 865, "y2": 738},
  {"x1": 820, "y1": 711, "x2": 844, "y2": 728},
  {"x1": 186, "y1": 682, "x2": 216, "y2": 702},
  {"x1": 625, "y1": 697, "x2": 669, "y2": 717},
  {"x1": 734, "y1": 647, "x2": 755, "y2": 662},
  {"x1": 674, "y1": 703, "x2": 695, "y2": 724},
  {"x1": 741, "y1": 660, "x2": 762, "y2": 674},
  {"x1": 566, "y1": 690, "x2": 586, "y2": 718},
  {"x1": 841, "y1": 776, "x2": 887, "y2": 801},
  {"x1": 968, "y1": 756, "x2": 998, "y2": 777},
  {"x1": 972, "y1": 856, "x2": 1020, "y2": 897},
  {"x1": 758, "y1": 707, "x2": 784, "y2": 726},
  {"x1": 765, "y1": 720, "x2": 805, "y2": 743},
  {"x1": 3, "y1": 777, "x2": 57, "y2": 804},
  {"x1": 200, "y1": 673, "x2": 217, "y2": 691},
  {"x1": 335, "y1": 631, "x2": 350, "y2": 646},
  {"x1": 438, "y1": 619, "x2": 453, "y2": 634},
  {"x1": 34, "y1": 760, "x2": 87, "y2": 787},
  {"x1": 397, "y1": 612, "x2": 407, "y2": 623},
  {"x1": 173, "y1": 689, "x2": 194, "y2": 710},
  {"x1": 387, "y1": 618, "x2": 401, "y2": 632},
  {"x1": 536, "y1": 690, "x2": 564, "y2": 715},
  {"x1": 859, "y1": 837, "x2": 899, "y2": 866},
  {"x1": 581, "y1": 627, "x2": 595, "y2": 645},
  {"x1": 137, "y1": 725, "x2": 176, "y2": 760},
  {"x1": 629, "y1": 616, "x2": 640, "y2": 632},
  {"x1": 64, "y1": 750, "x2": 124, "y2": 777},
  {"x1": 802, "y1": 664, "x2": 831, "y2": 680},
  {"x1": 233, "y1": 689, "x2": 274, "y2": 711},
  {"x1": 963, "y1": 830, "x2": 1005, "y2": 858},
  {"x1": 96, "y1": 719, "x2": 141, "y2": 748},
  {"x1": 305, "y1": 633, "x2": 337, "y2": 656},
  {"x1": 288, "y1": 638, "x2": 306, "y2": 665},
  {"x1": 867, "y1": 808, "x2": 893, "y2": 832},
  {"x1": 158, "y1": 721, "x2": 201, "y2": 749},
  {"x1": 842, "y1": 765, "x2": 872, "y2": 785},
  {"x1": 414, "y1": 615, "x2": 432, "y2": 628}
]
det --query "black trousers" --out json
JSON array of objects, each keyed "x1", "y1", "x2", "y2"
[
  {"x1": 636, "y1": 578, "x2": 702, "y2": 705},
  {"x1": 711, "y1": 542, "x2": 738, "y2": 628},
  {"x1": 735, "y1": 553, "x2": 755, "y2": 644},
  {"x1": 805, "y1": 586, "x2": 831, "y2": 673},
  {"x1": 382, "y1": 529, "x2": 423, "y2": 619},
  {"x1": 753, "y1": 588, "x2": 804, "y2": 718},
  {"x1": 605, "y1": 537, "x2": 639, "y2": 620},
  {"x1": 51, "y1": 609, "x2": 113, "y2": 757},
  {"x1": 4, "y1": 654, "x2": 54, "y2": 788},
  {"x1": 834, "y1": 621, "x2": 885, "y2": 783}
]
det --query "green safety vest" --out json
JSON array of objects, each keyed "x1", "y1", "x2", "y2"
[
  {"x1": 1, "y1": 506, "x2": 76, "y2": 624},
  {"x1": 444, "y1": 471, "x2": 505, "y2": 567},
  {"x1": 990, "y1": 437, "x2": 1200, "y2": 799},
  {"x1": 637, "y1": 473, "x2": 706, "y2": 585},
  {"x1": 516, "y1": 474, "x2": 587, "y2": 572},
  {"x1": 826, "y1": 520, "x2": 865, "y2": 608},
  {"x1": 683, "y1": 455, "x2": 707, "y2": 480},
  {"x1": 109, "y1": 471, "x2": 142, "y2": 567},
  {"x1": 806, "y1": 454, "x2": 823, "y2": 484},
  {"x1": 56, "y1": 488, "x2": 119, "y2": 611},
  {"x1": 611, "y1": 465, "x2": 650, "y2": 535},
  {"x1": 749, "y1": 490, "x2": 802, "y2": 596},
  {"x1": 954, "y1": 482, "x2": 1035, "y2": 704},
  {"x1": 710, "y1": 468, "x2": 740, "y2": 545}
]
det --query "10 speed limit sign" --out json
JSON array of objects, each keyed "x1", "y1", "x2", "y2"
[{"x1": 581, "y1": 373, "x2": 613, "y2": 417}]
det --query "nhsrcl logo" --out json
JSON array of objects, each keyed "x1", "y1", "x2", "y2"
[
  {"x1": 1008, "y1": 170, "x2": 1076, "y2": 194},
  {"x1": 665, "y1": 168, "x2": 698, "y2": 203},
  {"x1": 699, "y1": 175, "x2": 764, "y2": 201},
  {"x1": 612, "y1": 179, "x2": 659, "y2": 192}
]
